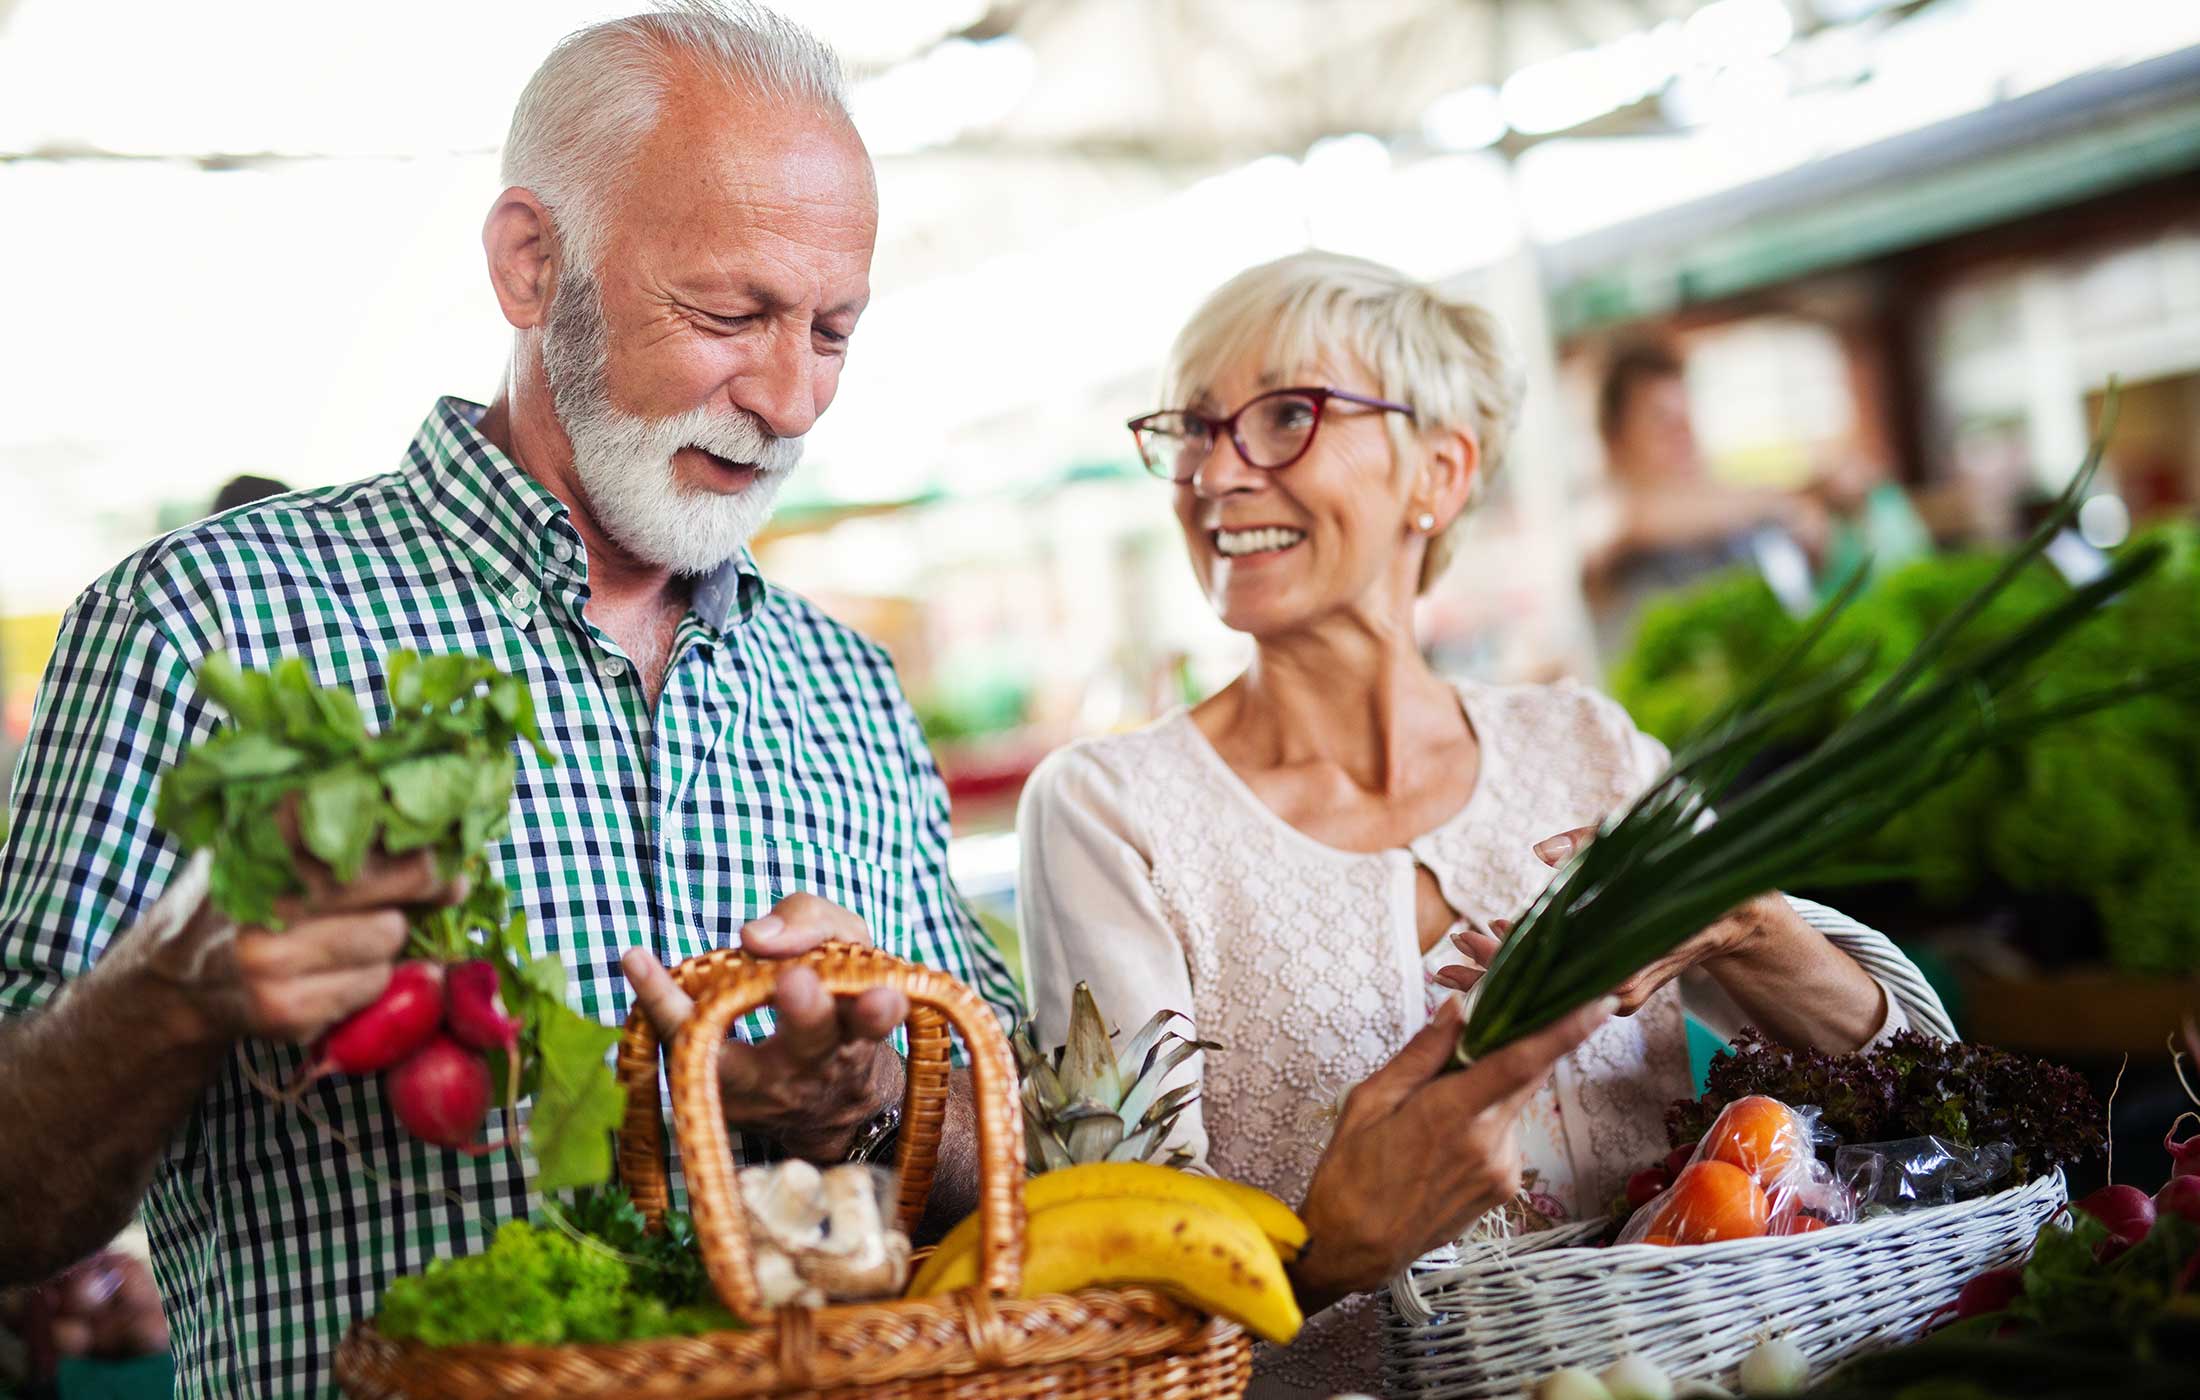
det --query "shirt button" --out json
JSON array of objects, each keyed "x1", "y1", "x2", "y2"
[
  {"x1": 600, "y1": 655, "x2": 629, "y2": 680},
  {"x1": 548, "y1": 536, "x2": 575, "y2": 564}
]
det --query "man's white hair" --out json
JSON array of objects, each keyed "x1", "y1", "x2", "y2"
[{"x1": 502, "y1": 1, "x2": 849, "y2": 276}]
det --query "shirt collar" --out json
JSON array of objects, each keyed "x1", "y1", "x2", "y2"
[
  {"x1": 403, "y1": 396, "x2": 765, "y2": 635},
  {"x1": 695, "y1": 549, "x2": 768, "y2": 635}
]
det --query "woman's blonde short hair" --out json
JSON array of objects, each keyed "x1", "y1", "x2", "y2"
[{"x1": 1159, "y1": 250, "x2": 1524, "y2": 593}]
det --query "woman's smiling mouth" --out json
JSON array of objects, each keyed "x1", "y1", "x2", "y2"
[{"x1": 1213, "y1": 526, "x2": 1307, "y2": 558}]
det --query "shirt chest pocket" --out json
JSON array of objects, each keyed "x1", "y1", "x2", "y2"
[{"x1": 743, "y1": 839, "x2": 912, "y2": 949}]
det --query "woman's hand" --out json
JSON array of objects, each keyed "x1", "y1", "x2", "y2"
[
  {"x1": 1432, "y1": 825, "x2": 1773, "y2": 1015},
  {"x1": 1450, "y1": 826, "x2": 1888, "y2": 1048},
  {"x1": 1289, "y1": 995, "x2": 1612, "y2": 1313}
]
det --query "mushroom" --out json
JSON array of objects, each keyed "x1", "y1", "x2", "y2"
[
  {"x1": 792, "y1": 1166, "x2": 911, "y2": 1298},
  {"x1": 750, "y1": 1244, "x2": 824, "y2": 1309},
  {"x1": 740, "y1": 1160, "x2": 827, "y2": 1253}
]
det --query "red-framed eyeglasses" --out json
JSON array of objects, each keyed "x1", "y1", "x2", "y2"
[{"x1": 1127, "y1": 386, "x2": 1416, "y2": 483}]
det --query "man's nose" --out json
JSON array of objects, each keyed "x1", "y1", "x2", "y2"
[{"x1": 735, "y1": 324, "x2": 821, "y2": 439}]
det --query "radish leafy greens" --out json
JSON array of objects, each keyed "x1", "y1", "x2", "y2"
[{"x1": 156, "y1": 649, "x2": 623, "y2": 1191}]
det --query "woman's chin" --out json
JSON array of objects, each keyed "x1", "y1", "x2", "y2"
[{"x1": 1209, "y1": 589, "x2": 1314, "y2": 639}]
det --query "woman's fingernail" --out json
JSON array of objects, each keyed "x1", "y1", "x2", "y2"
[
  {"x1": 1532, "y1": 833, "x2": 1574, "y2": 863},
  {"x1": 1598, "y1": 996, "x2": 1621, "y2": 1016}
]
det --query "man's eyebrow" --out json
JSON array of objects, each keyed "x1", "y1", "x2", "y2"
[{"x1": 684, "y1": 281, "x2": 867, "y2": 320}]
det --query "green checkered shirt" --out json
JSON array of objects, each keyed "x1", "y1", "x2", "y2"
[{"x1": 0, "y1": 397, "x2": 1024, "y2": 1399}]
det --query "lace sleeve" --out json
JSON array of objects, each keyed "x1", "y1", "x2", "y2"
[{"x1": 1016, "y1": 745, "x2": 1210, "y2": 1166}]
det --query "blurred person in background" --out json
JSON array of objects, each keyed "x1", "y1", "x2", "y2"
[
  {"x1": 1810, "y1": 449, "x2": 1935, "y2": 602},
  {"x1": 209, "y1": 473, "x2": 290, "y2": 515},
  {"x1": 1584, "y1": 341, "x2": 1832, "y2": 651},
  {"x1": 1017, "y1": 252, "x2": 1946, "y2": 1400}
]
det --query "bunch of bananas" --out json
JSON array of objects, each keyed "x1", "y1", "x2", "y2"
[{"x1": 906, "y1": 1161, "x2": 1308, "y2": 1344}]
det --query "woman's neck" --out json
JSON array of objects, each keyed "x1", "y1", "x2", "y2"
[{"x1": 1207, "y1": 613, "x2": 1467, "y2": 799}]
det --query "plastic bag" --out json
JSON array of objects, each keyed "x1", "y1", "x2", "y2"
[
  {"x1": 1835, "y1": 1136, "x2": 2013, "y2": 1215},
  {"x1": 738, "y1": 1160, "x2": 911, "y2": 1305},
  {"x1": 1618, "y1": 1095, "x2": 1858, "y2": 1246}
]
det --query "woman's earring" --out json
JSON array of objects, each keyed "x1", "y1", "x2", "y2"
[{"x1": 1415, "y1": 512, "x2": 1437, "y2": 533}]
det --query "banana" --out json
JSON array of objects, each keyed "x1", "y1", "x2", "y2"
[
  {"x1": 1199, "y1": 1175, "x2": 1309, "y2": 1260},
  {"x1": 908, "y1": 1162, "x2": 1305, "y2": 1294},
  {"x1": 909, "y1": 1194, "x2": 1304, "y2": 1345}
]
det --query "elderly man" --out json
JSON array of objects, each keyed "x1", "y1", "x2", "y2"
[{"x1": 0, "y1": 5, "x2": 1019, "y2": 1395}]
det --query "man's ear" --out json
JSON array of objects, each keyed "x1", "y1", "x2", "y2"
[
  {"x1": 483, "y1": 187, "x2": 559, "y2": 331},
  {"x1": 1412, "y1": 425, "x2": 1482, "y2": 533}
]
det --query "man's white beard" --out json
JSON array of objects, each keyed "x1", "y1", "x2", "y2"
[{"x1": 541, "y1": 270, "x2": 805, "y2": 577}]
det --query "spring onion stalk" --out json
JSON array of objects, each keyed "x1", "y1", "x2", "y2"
[{"x1": 1457, "y1": 392, "x2": 2200, "y2": 1061}]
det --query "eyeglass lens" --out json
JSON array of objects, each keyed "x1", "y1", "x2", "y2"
[{"x1": 1140, "y1": 392, "x2": 1322, "y2": 479}]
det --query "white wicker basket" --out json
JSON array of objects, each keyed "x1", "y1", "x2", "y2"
[
  {"x1": 1383, "y1": 1167, "x2": 2065, "y2": 1398},
  {"x1": 1382, "y1": 904, "x2": 2058, "y2": 1398}
]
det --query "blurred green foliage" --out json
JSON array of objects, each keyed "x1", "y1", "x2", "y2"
[{"x1": 1610, "y1": 522, "x2": 2200, "y2": 973}]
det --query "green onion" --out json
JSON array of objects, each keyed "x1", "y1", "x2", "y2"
[{"x1": 1458, "y1": 390, "x2": 2200, "y2": 1060}]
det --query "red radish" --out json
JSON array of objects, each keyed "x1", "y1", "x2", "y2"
[
  {"x1": 387, "y1": 1036, "x2": 497, "y2": 1152},
  {"x1": 444, "y1": 960, "x2": 522, "y2": 1052},
  {"x1": 1955, "y1": 1266, "x2": 2024, "y2": 1318},
  {"x1": 1626, "y1": 1169, "x2": 1671, "y2": 1212},
  {"x1": 2154, "y1": 1173, "x2": 2200, "y2": 1227},
  {"x1": 2073, "y1": 1183, "x2": 2156, "y2": 1261},
  {"x1": 1925, "y1": 1265, "x2": 2024, "y2": 1330},
  {"x1": 2166, "y1": 1113, "x2": 2200, "y2": 1182},
  {"x1": 284, "y1": 961, "x2": 444, "y2": 1096}
]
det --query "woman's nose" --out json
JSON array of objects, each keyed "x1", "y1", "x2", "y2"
[{"x1": 1189, "y1": 434, "x2": 1264, "y2": 497}]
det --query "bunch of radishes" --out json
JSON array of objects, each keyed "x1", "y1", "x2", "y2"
[
  {"x1": 290, "y1": 957, "x2": 524, "y2": 1152},
  {"x1": 1936, "y1": 1094, "x2": 2200, "y2": 1327}
]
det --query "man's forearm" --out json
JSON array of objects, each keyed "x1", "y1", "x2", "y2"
[
  {"x1": 913, "y1": 1066, "x2": 980, "y2": 1245},
  {"x1": 0, "y1": 955, "x2": 225, "y2": 1283}
]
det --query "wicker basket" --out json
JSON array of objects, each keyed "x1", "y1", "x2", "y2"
[
  {"x1": 1381, "y1": 1168, "x2": 2067, "y2": 1398},
  {"x1": 335, "y1": 944, "x2": 1252, "y2": 1399}
]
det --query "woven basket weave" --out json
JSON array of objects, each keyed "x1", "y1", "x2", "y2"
[
  {"x1": 1382, "y1": 1170, "x2": 2065, "y2": 1397},
  {"x1": 1382, "y1": 904, "x2": 2058, "y2": 1397},
  {"x1": 335, "y1": 944, "x2": 1251, "y2": 1400}
]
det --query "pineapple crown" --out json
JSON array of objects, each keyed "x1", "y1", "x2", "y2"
[{"x1": 1012, "y1": 982, "x2": 1220, "y2": 1173}]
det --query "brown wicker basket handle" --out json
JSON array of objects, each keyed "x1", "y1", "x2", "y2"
[
  {"x1": 614, "y1": 948, "x2": 953, "y2": 1237},
  {"x1": 615, "y1": 943, "x2": 1026, "y2": 1326}
]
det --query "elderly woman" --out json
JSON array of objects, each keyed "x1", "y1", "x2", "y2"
[{"x1": 1017, "y1": 251, "x2": 1943, "y2": 1399}]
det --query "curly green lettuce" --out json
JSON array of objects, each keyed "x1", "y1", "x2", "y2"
[{"x1": 376, "y1": 1220, "x2": 737, "y2": 1346}]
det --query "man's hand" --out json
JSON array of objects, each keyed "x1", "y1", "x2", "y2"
[
  {"x1": 1431, "y1": 824, "x2": 1769, "y2": 1015},
  {"x1": 1291, "y1": 996, "x2": 1612, "y2": 1312},
  {"x1": 128, "y1": 813, "x2": 468, "y2": 1051},
  {"x1": 621, "y1": 894, "x2": 908, "y2": 1161}
]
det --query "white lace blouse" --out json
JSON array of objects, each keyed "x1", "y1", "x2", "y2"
[{"x1": 1016, "y1": 679, "x2": 1917, "y2": 1400}]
